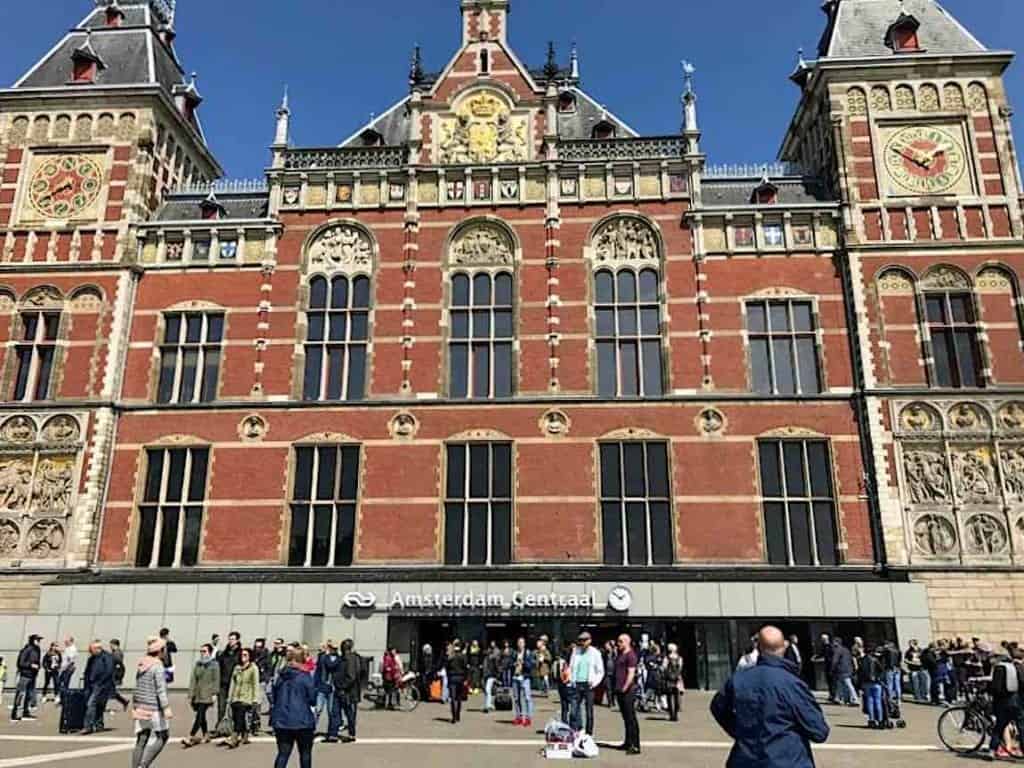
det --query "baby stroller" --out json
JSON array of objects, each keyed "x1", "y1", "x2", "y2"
[{"x1": 879, "y1": 685, "x2": 906, "y2": 729}]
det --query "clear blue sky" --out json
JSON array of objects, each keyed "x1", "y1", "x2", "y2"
[{"x1": 3, "y1": 1, "x2": 1022, "y2": 178}]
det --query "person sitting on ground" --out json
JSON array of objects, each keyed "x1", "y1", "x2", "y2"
[{"x1": 711, "y1": 626, "x2": 830, "y2": 768}]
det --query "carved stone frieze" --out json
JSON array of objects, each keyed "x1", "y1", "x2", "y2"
[
  {"x1": 900, "y1": 403, "x2": 939, "y2": 433},
  {"x1": 951, "y1": 446, "x2": 998, "y2": 504},
  {"x1": 0, "y1": 520, "x2": 19, "y2": 555},
  {"x1": 42, "y1": 415, "x2": 80, "y2": 444},
  {"x1": 999, "y1": 403, "x2": 1024, "y2": 432},
  {"x1": 962, "y1": 514, "x2": 1008, "y2": 556},
  {"x1": 592, "y1": 217, "x2": 659, "y2": 266},
  {"x1": 449, "y1": 224, "x2": 514, "y2": 266},
  {"x1": 308, "y1": 224, "x2": 373, "y2": 272},
  {"x1": 25, "y1": 518, "x2": 64, "y2": 558},
  {"x1": 902, "y1": 447, "x2": 951, "y2": 505},
  {"x1": 31, "y1": 457, "x2": 74, "y2": 514},
  {"x1": 921, "y1": 266, "x2": 970, "y2": 290},
  {"x1": 1, "y1": 416, "x2": 36, "y2": 444},
  {"x1": 949, "y1": 403, "x2": 989, "y2": 432},
  {"x1": 0, "y1": 458, "x2": 33, "y2": 513},
  {"x1": 913, "y1": 514, "x2": 958, "y2": 557},
  {"x1": 1000, "y1": 445, "x2": 1024, "y2": 503}
]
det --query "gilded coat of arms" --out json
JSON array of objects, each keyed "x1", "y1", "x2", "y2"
[{"x1": 439, "y1": 91, "x2": 528, "y2": 164}]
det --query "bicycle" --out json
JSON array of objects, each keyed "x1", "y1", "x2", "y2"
[
  {"x1": 937, "y1": 678, "x2": 993, "y2": 754},
  {"x1": 360, "y1": 671, "x2": 420, "y2": 712}
]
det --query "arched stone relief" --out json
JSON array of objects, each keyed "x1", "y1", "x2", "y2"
[
  {"x1": 238, "y1": 414, "x2": 268, "y2": 442},
  {"x1": 153, "y1": 434, "x2": 206, "y2": 446},
  {"x1": 69, "y1": 286, "x2": 104, "y2": 313},
  {"x1": 539, "y1": 409, "x2": 570, "y2": 438},
  {"x1": 0, "y1": 520, "x2": 20, "y2": 555},
  {"x1": 894, "y1": 85, "x2": 916, "y2": 111},
  {"x1": 760, "y1": 426, "x2": 824, "y2": 439},
  {"x1": 21, "y1": 285, "x2": 64, "y2": 308},
  {"x1": 53, "y1": 115, "x2": 72, "y2": 139},
  {"x1": 920, "y1": 265, "x2": 971, "y2": 290},
  {"x1": 998, "y1": 402, "x2": 1024, "y2": 432},
  {"x1": 117, "y1": 113, "x2": 137, "y2": 141},
  {"x1": 96, "y1": 113, "x2": 115, "y2": 138},
  {"x1": 943, "y1": 83, "x2": 965, "y2": 111},
  {"x1": 913, "y1": 513, "x2": 958, "y2": 557},
  {"x1": 389, "y1": 411, "x2": 420, "y2": 440},
  {"x1": 948, "y1": 402, "x2": 990, "y2": 432},
  {"x1": 590, "y1": 215, "x2": 661, "y2": 267},
  {"x1": 749, "y1": 287, "x2": 810, "y2": 298},
  {"x1": 25, "y1": 519, "x2": 64, "y2": 558},
  {"x1": 967, "y1": 82, "x2": 988, "y2": 113},
  {"x1": 41, "y1": 415, "x2": 80, "y2": 444},
  {"x1": 448, "y1": 220, "x2": 515, "y2": 267},
  {"x1": 298, "y1": 432, "x2": 358, "y2": 444},
  {"x1": 975, "y1": 266, "x2": 1014, "y2": 293},
  {"x1": 601, "y1": 427, "x2": 662, "y2": 441},
  {"x1": 9, "y1": 116, "x2": 29, "y2": 145},
  {"x1": 899, "y1": 403, "x2": 941, "y2": 433},
  {"x1": 305, "y1": 221, "x2": 375, "y2": 274},
  {"x1": 902, "y1": 446, "x2": 951, "y2": 505},
  {"x1": 870, "y1": 86, "x2": 892, "y2": 112},
  {"x1": 876, "y1": 268, "x2": 915, "y2": 294},
  {"x1": 846, "y1": 87, "x2": 867, "y2": 116},
  {"x1": 999, "y1": 445, "x2": 1024, "y2": 503},
  {"x1": 449, "y1": 428, "x2": 512, "y2": 442},
  {"x1": 696, "y1": 408, "x2": 726, "y2": 437},
  {"x1": 919, "y1": 84, "x2": 941, "y2": 112},
  {"x1": 950, "y1": 445, "x2": 998, "y2": 504},
  {"x1": 31, "y1": 116, "x2": 50, "y2": 142},
  {"x1": 962, "y1": 513, "x2": 1008, "y2": 555},
  {"x1": 1, "y1": 416, "x2": 36, "y2": 443}
]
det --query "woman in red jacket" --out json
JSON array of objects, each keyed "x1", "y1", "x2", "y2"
[{"x1": 381, "y1": 649, "x2": 403, "y2": 710}]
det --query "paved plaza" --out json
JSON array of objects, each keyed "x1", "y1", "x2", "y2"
[{"x1": 0, "y1": 691, "x2": 993, "y2": 767}]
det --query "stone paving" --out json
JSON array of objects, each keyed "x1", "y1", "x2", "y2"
[{"x1": 0, "y1": 690, "x2": 997, "y2": 767}]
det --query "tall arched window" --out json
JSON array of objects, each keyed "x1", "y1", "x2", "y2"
[
  {"x1": 13, "y1": 287, "x2": 64, "y2": 402},
  {"x1": 449, "y1": 271, "x2": 514, "y2": 399},
  {"x1": 919, "y1": 267, "x2": 983, "y2": 389},
  {"x1": 302, "y1": 275, "x2": 370, "y2": 401},
  {"x1": 595, "y1": 268, "x2": 663, "y2": 397}
]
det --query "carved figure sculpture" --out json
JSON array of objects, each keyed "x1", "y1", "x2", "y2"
[
  {"x1": 952, "y1": 448, "x2": 998, "y2": 504},
  {"x1": 913, "y1": 514, "x2": 957, "y2": 556},
  {"x1": 25, "y1": 519, "x2": 64, "y2": 557},
  {"x1": 1000, "y1": 447, "x2": 1024, "y2": 503},
  {"x1": 450, "y1": 225, "x2": 513, "y2": 266},
  {"x1": 42, "y1": 416, "x2": 79, "y2": 443},
  {"x1": 439, "y1": 92, "x2": 528, "y2": 165},
  {"x1": 0, "y1": 459, "x2": 33, "y2": 511},
  {"x1": 541, "y1": 410, "x2": 570, "y2": 437},
  {"x1": 1, "y1": 416, "x2": 36, "y2": 443},
  {"x1": 963, "y1": 514, "x2": 1008, "y2": 555},
  {"x1": 1000, "y1": 403, "x2": 1024, "y2": 431},
  {"x1": 309, "y1": 225, "x2": 372, "y2": 270},
  {"x1": 389, "y1": 412, "x2": 419, "y2": 440},
  {"x1": 0, "y1": 520, "x2": 19, "y2": 555},
  {"x1": 698, "y1": 408, "x2": 724, "y2": 436},
  {"x1": 32, "y1": 459, "x2": 73, "y2": 513},
  {"x1": 903, "y1": 449, "x2": 950, "y2": 504},
  {"x1": 901, "y1": 404, "x2": 936, "y2": 432},
  {"x1": 593, "y1": 218, "x2": 659, "y2": 264}
]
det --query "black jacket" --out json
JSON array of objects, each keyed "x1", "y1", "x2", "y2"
[
  {"x1": 830, "y1": 645, "x2": 853, "y2": 677},
  {"x1": 83, "y1": 650, "x2": 114, "y2": 693},
  {"x1": 333, "y1": 651, "x2": 362, "y2": 695},
  {"x1": 16, "y1": 643, "x2": 40, "y2": 678},
  {"x1": 218, "y1": 644, "x2": 242, "y2": 689}
]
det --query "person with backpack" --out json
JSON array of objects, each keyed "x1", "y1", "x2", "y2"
[
  {"x1": 332, "y1": 639, "x2": 361, "y2": 742},
  {"x1": 985, "y1": 647, "x2": 1023, "y2": 761},
  {"x1": 858, "y1": 647, "x2": 885, "y2": 728},
  {"x1": 662, "y1": 643, "x2": 685, "y2": 722},
  {"x1": 271, "y1": 645, "x2": 317, "y2": 768}
]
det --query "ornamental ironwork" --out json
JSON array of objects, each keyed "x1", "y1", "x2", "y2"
[
  {"x1": 282, "y1": 146, "x2": 406, "y2": 171},
  {"x1": 558, "y1": 137, "x2": 684, "y2": 162}
]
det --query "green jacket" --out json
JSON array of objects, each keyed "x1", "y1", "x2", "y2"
[
  {"x1": 188, "y1": 658, "x2": 221, "y2": 705},
  {"x1": 228, "y1": 662, "x2": 259, "y2": 705}
]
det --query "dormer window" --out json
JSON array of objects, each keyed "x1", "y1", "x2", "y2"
[
  {"x1": 105, "y1": 2, "x2": 125, "y2": 27},
  {"x1": 72, "y1": 59, "x2": 98, "y2": 84},
  {"x1": 753, "y1": 181, "x2": 779, "y2": 205},
  {"x1": 592, "y1": 120, "x2": 616, "y2": 140},
  {"x1": 70, "y1": 34, "x2": 105, "y2": 84},
  {"x1": 360, "y1": 129, "x2": 384, "y2": 147},
  {"x1": 199, "y1": 191, "x2": 226, "y2": 221},
  {"x1": 480, "y1": 48, "x2": 490, "y2": 74},
  {"x1": 558, "y1": 92, "x2": 577, "y2": 114},
  {"x1": 886, "y1": 13, "x2": 922, "y2": 53}
]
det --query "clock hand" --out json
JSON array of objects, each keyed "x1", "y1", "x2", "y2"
[{"x1": 893, "y1": 146, "x2": 930, "y2": 169}]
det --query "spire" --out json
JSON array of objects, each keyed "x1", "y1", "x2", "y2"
[
  {"x1": 681, "y1": 60, "x2": 700, "y2": 154},
  {"x1": 409, "y1": 44, "x2": 425, "y2": 89},
  {"x1": 274, "y1": 86, "x2": 290, "y2": 147},
  {"x1": 544, "y1": 41, "x2": 559, "y2": 80},
  {"x1": 569, "y1": 41, "x2": 580, "y2": 81}
]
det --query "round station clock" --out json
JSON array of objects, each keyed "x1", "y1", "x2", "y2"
[
  {"x1": 27, "y1": 154, "x2": 103, "y2": 219},
  {"x1": 883, "y1": 125, "x2": 968, "y2": 196}
]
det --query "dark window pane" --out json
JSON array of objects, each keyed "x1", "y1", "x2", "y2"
[
  {"x1": 21, "y1": 313, "x2": 39, "y2": 341},
  {"x1": 144, "y1": 451, "x2": 164, "y2": 502},
  {"x1": 331, "y1": 277, "x2": 349, "y2": 309},
  {"x1": 346, "y1": 346, "x2": 366, "y2": 401},
  {"x1": 181, "y1": 506, "x2": 203, "y2": 566},
  {"x1": 649, "y1": 501, "x2": 673, "y2": 564},
  {"x1": 179, "y1": 349, "x2": 199, "y2": 402},
  {"x1": 293, "y1": 447, "x2": 314, "y2": 501},
  {"x1": 772, "y1": 339, "x2": 796, "y2": 395},
  {"x1": 602, "y1": 501, "x2": 623, "y2": 564},
  {"x1": 472, "y1": 309, "x2": 491, "y2": 337},
  {"x1": 472, "y1": 344, "x2": 490, "y2": 398},
  {"x1": 623, "y1": 443, "x2": 646, "y2": 497},
  {"x1": 494, "y1": 273, "x2": 513, "y2": 305},
  {"x1": 328, "y1": 313, "x2": 347, "y2": 341},
  {"x1": 747, "y1": 303, "x2": 767, "y2": 333},
  {"x1": 625, "y1": 501, "x2": 648, "y2": 565},
  {"x1": 452, "y1": 274, "x2": 470, "y2": 306},
  {"x1": 813, "y1": 502, "x2": 838, "y2": 566},
  {"x1": 925, "y1": 296, "x2": 946, "y2": 324},
  {"x1": 334, "y1": 504, "x2": 356, "y2": 566},
  {"x1": 617, "y1": 271, "x2": 637, "y2": 302},
  {"x1": 472, "y1": 273, "x2": 491, "y2": 306},
  {"x1": 641, "y1": 340, "x2": 663, "y2": 396},
  {"x1": 303, "y1": 347, "x2": 323, "y2": 400},
  {"x1": 135, "y1": 506, "x2": 158, "y2": 567},
  {"x1": 494, "y1": 309, "x2": 513, "y2": 338},
  {"x1": 789, "y1": 502, "x2": 814, "y2": 565},
  {"x1": 796, "y1": 339, "x2": 820, "y2": 394},
  {"x1": 595, "y1": 271, "x2": 614, "y2": 303},
  {"x1": 619, "y1": 341, "x2": 639, "y2": 396},
  {"x1": 34, "y1": 348, "x2": 54, "y2": 400},
  {"x1": 163, "y1": 314, "x2": 181, "y2": 343},
  {"x1": 185, "y1": 315, "x2": 203, "y2": 343},
  {"x1": 763, "y1": 502, "x2": 788, "y2": 564},
  {"x1": 758, "y1": 442, "x2": 782, "y2": 497},
  {"x1": 157, "y1": 506, "x2": 180, "y2": 567},
  {"x1": 288, "y1": 505, "x2": 309, "y2": 566},
  {"x1": 646, "y1": 443, "x2": 670, "y2": 497},
  {"x1": 782, "y1": 443, "x2": 807, "y2": 496},
  {"x1": 618, "y1": 307, "x2": 637, "y2": 335},
  {"x1": 350, "y1": 312, "x2": 368, "y2": 341},
  {"x1": 638, "y1": 269, "x2": 658, "y2": 302},
  {"x1": 806, "y1": 442, "x2": 832, "y2": 497},
  {"x1": 640, "y1": 308, "x2": 659, "y2": 335},
  {"x1": 469, "y1": 444, "x2": 489, "y2": 497},
  {"x1": 309, "y1": 277, "x2": 328, "y2": 309},
  {"x1": 491, "y1": 502, "x2": 512, "y2": 565},
  {"x1": 157, "y1": 350, "x2": 176, "y2": 403},
  {"x1": 954, "y1": 331, "x2": 980, "y2": 388},
  {"x1": 750, "y1": 339, "x2": 772, "y2": 394},
  {"x1": 352, "y1": 276, "x2": 371, "y2": 308},
  {"x1": 451, "y1": 310, "x2": 469, "y2": 339},
  {"x1": 493, "y1": 343, "x2": 512, "y2": 398},
  {"x1": 596, "y1": 308, "x2": 615, "y2": 337},
  {"x1": 339, "y1": 447, "x2": 360, "y2": 500},
  {"x1": 165, "y1": 450, "x2": 186, "y2": 502},
  {"x1": 949, "y1": 294, "x2": 973, "y2": 324},
  {"x1": 769, "y1": 303, "x2": 790, "y2": 332},
  {"x1": 187, "y1": 449, "x2": 208, "y2": 502},
  {"x1": 600, "y1": 444, "x2": 621, "y2": 498},
  {"x1": 307, "y1": 312, "x2": 325, "y2": 342},
  {"x1": 597, "y1": 342, "x2": 617, "y2": 397},
  {"x1": 13, "y1": 348, "x2": 31, "y2": 400},
  {"x1": 492, "y1": 444, "x2": 511, "y2": 498},
  {"x1": 792, "y1": 303, "x2": 814, "y2": 332},
  {"x1": 467, "y1": 502, "x2": 489, "y2": 565},
  {"x1": 206, "y1": 315, "x2": 224, "y2": 343},
  {"x1": 325, "y1": 347, "x2": 344, "y2": 400},
  {"x1": 311, "y1": 505, "x2": 332, "y2": 566},
  {"x1": 444, "y1": 503, "x2": 465, "y2": 565},
  {"x1": 43, "y1": 313, "x2": 60, "y2": 339},
  {"x1": 316, "y1": 447, "x2": 338, "y2": 500},
  {"x1": 200, "y1": 349, "x2": 220, "y2": 402},
  {"x1": 450, "y1": 344, "x2": 468, "y2": 398},
  {"x1": 931, "y1": 331, "x2": 954, "y2": 387},
  {"x1": 446, "y1": 445, "x2": 466, "y2": 499}
]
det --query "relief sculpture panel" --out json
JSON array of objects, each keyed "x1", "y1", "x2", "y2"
[{"x1": 902, "y1": 447, "x2": 950, "y2": 505}]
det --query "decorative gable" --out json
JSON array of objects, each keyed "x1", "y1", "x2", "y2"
[{"x1": 437, "y1": 88, "x2": 529, "y2": 164}]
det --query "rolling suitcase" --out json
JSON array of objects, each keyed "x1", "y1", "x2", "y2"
[
  {"x1": 494, "y1": 686, "x2": 513, "y2": 711},
  {"x1": 59, "y1": 689, "x2": 87, "y2": 733}
]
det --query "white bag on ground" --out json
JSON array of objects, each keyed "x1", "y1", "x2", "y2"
[{"x1": 572, "y1": 733, "x2": 599, "y2": 759}]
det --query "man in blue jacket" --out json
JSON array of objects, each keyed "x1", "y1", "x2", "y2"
[
  {"x1": 711, "y1": 626, "x2": 830, "y2": 768},
  {"x1": 82, "y1": 640, "x2": 114, "y2": 734}
]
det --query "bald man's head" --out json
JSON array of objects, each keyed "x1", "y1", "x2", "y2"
[{"x1": 758, "y1": 626, "x2": 786, "y2": 658}]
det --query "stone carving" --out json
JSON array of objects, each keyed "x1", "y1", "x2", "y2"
[
  {"x1": 450, "y1": 224, "x2": 513, "y2": 266},
  {"x1": 239, "y1": 414, "x2": 268, "y2": 442},
  {"x1": 921, "y1": 266, "x2": 970, "y2": 290},
  {"x1": 25, "y1": 519, "x2": 64, "y2": 558},
  {"x1": 1, "y1": 416, "x2": 36, "y2": 443},
  {"x1": 967, "y1": 83, "x2": 988, "y2": 113},
  {"x1": 949, "y1": 403, "x2": 987, "y2": 431},
  {"x1": 697, "y1": 408, "x2": 725, "y2": 436},
  {"x1": 943, "y1": 83, "x2": 965, "y2": 111},
  {"x1": 42, "y1": 416, "x2": 80, "y2": 444},
  {"x1": 877, "y1": 270, "x2": 913, "y2": 294},
  {"x1": 870, "y1": 86, "x2": 892, "y2": 112},
  {"x1": 951, "y1": 446, "x2": 998, "y2": 504},
  {"x1": 0, "y1": 520, "x2": 20, "y2": 555},
  {"x1": 540, "y1": 409, "x2": 570, "y2": 438},
  {"x1": 919, "y1": 84, "x2": 941, "y2": 112},
  {"x1": 593, "y1": 218, "x2": 659, "y2": 265},
  {"x1": 0, "y1": 458, "x2": 33, "y2": 511},
  {"x1": 894, "y1": 85, "x2": 916, "y2": 111},
  {"x1": 903, "y1": 449, "x2": 951, "y2": 504},
  {"x1": 438, "y1": 91, "x2": 528, "y2": 164},
  {"x1": 1000, "y1": 403, "x2": 1024, "y2": 431},
  {"x1": 22, "y1": 286, "x2": 63, "y2": 307},
  {"x1": 962, "y1": 514, "x2": 1008, "y2": 556},
  {"x1": 1000, "y1": 446, "x2": 1024, "y2": 503},
  {"x1": 900, "y1": 403, "x2": 938, "y2": 432},
  {"x1": 1017, "y1": 517, "x2": 1024, "y2": 547},
  {"x1": 308, "y1": 224, "x2": 373, "y2": 271},
  {"x1": 31, "y1": 458, "x2": 73, "y2": 513},
  {"x1": 913, "y1": 514, "x2": 958, "y2": 557},
  {"x1": 846, "y1": 88, "x2": 867, "y2": 116},
  {"x1": 976, "y1": 268, "x2": 1012, "y2": 292},
  {"x1": 389, "y1": 411, "x2": 419, "y2": 440}
]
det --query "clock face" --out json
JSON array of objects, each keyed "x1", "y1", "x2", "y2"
[
  {"x1": 608, "y1": 585, "x2": 633, "y2": 612},
  {"x1": 883, "y1": 125, "x2": 968, "y2": 196},
  {"x1": 27, "y1": 154, "x2": 103, "y2": 219}
]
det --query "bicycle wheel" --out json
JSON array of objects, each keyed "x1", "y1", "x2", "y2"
[
  {"x1": 400, "y1": 685, "x2": 420, "y2": 712},
  {"x1": 358, "y1": 690, "x2": 379, "y2": 712},
  {"x1": 937, "y1": 705, "x2": 987, "y2": 754}
]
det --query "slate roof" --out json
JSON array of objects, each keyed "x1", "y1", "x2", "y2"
[
  {"x1": 154, "y1": 193, "x2": 270, "y2": 222},
  {"x1": 819, "y1": 0, "x2": 986, "y2": 59},
  {"x1": 702, "y1": 177, "x2": 834, "y2": 207}
]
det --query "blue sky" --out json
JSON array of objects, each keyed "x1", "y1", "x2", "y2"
[{"x1": 3, "y1": 1, "x2": 1022, "y2": 178}]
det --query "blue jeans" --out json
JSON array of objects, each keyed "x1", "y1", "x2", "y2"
[
  {"x1": 884, "y1": 669, "x2": 901, "y2": 702},
  {"x1": 315, "y1": 689, "x2": 334, "y2": 731},
  {"x1": 327, "y1": 692, "x2": 345, "y2": 738},
  {"x1": 570, "y1": 683, "x2": 594, "y2": 735},
  {"x1": 439, "y1": 670, "x2": 449, "y2": 703},
  {"x1": 11, "y1": 675, "x2": 35, "y2": 720},
  {"x1": 837, "y1": 675, "x2": 859, "y2": 705},
  {"x1": 512, "y1": 677, "x2": 533, "y2": 719},
  {"x1": 484, "y1": 677, "x2": 497, "y2": 711},
  {"x1": 863, "y1": 683, "x2": 883, "y2": 723}
]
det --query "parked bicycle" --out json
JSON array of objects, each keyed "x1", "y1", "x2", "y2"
[
  {"x1": 937, "y1": 678, "x2": 995, "y2": 754},
  {"x1": 360, "y1": 671, "x2": 420, "y2": 712}
]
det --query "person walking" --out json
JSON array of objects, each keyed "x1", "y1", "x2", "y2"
[
  {"x1": 222, "y1": 648, "x2": 259, "y2": 749},
  {"x1": 380, "y1": 647, "x2": 402, "y2": 711},
  {"x1": 41, "y1": 642, "x2": 61, "y2": 702},
  {"x1": 216, "y1": 631, "x2": 242, "y2": 728},
  {"x1": 662, "y1": 643, "x2": 685, "y2": 722},
  {"x1": 82, "y1": 640, "x2": 114, "y2": 734},
  {"x1": 511, "y1": 637, "x2": 535, "y2": 728},
  {"x1": 482, "y1": 642, "x2": 501, "y2": 713},
  {"x1": 816, "y1": 633, "x2": 834, "y2": 702},
  {"x1": 271, "y1": 645, "x2": 317, "y2": 768},
  {"x1": 131, "y1": 636, "x2": 173, "y2": 768},
  {"x1": 314, "y1": 641, "x2": 341, "y2": 736},
  {"x1": 468, "y1": 641, "x2": 483, "y2": 694},
  {"x1": 830, "y1": 638, "x2": 859, "y2": 706},
  {"x1": 858, "y1": 647, "x2": 885, "y2": 728},
  {"x1": 603, "y1": 641, "x2": 617, "y2": 710},
  {"x1": 535, "y1": 639, "x2": 552, "y2": 697},
  {"x1": 10, "y1": 634, "x2": 41, "y2": 722},
  {"x1": 445, "y1": 640, "x2": 468, "y2": 724},
  {"x1": 333, "y1": 639, "x2": 361, "y2": 742},
  {"x1": 267, "y1": 638, "x2": 288, "y2": 710},
  {"x1": 58, "y1": 635, "x2": 77, "y2": 704},
  {"x1": 711, "y1": 626, "x2": 830, "y2": 768},
  {"x1": 158, "y1": 628, "x2": 177, "y2": 685},
  {"x1": 182, "y1": 644, "x2": 220, "y2": 748},
  {"x1": 613, "y1": 634, "x2": 640, "y2": 755},
  {"x1": 568, "y1": 631, "x2": 603, "y2": 735},
  {"x1": 984, "y1": 647, "x2": 1023, "y2": 761},
  {"x1": 109, "y1": 639, "x2": 130, "y2": 712},
  {"x1": 784, "y1": 635, "x2": 803, "y2": 676}
]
